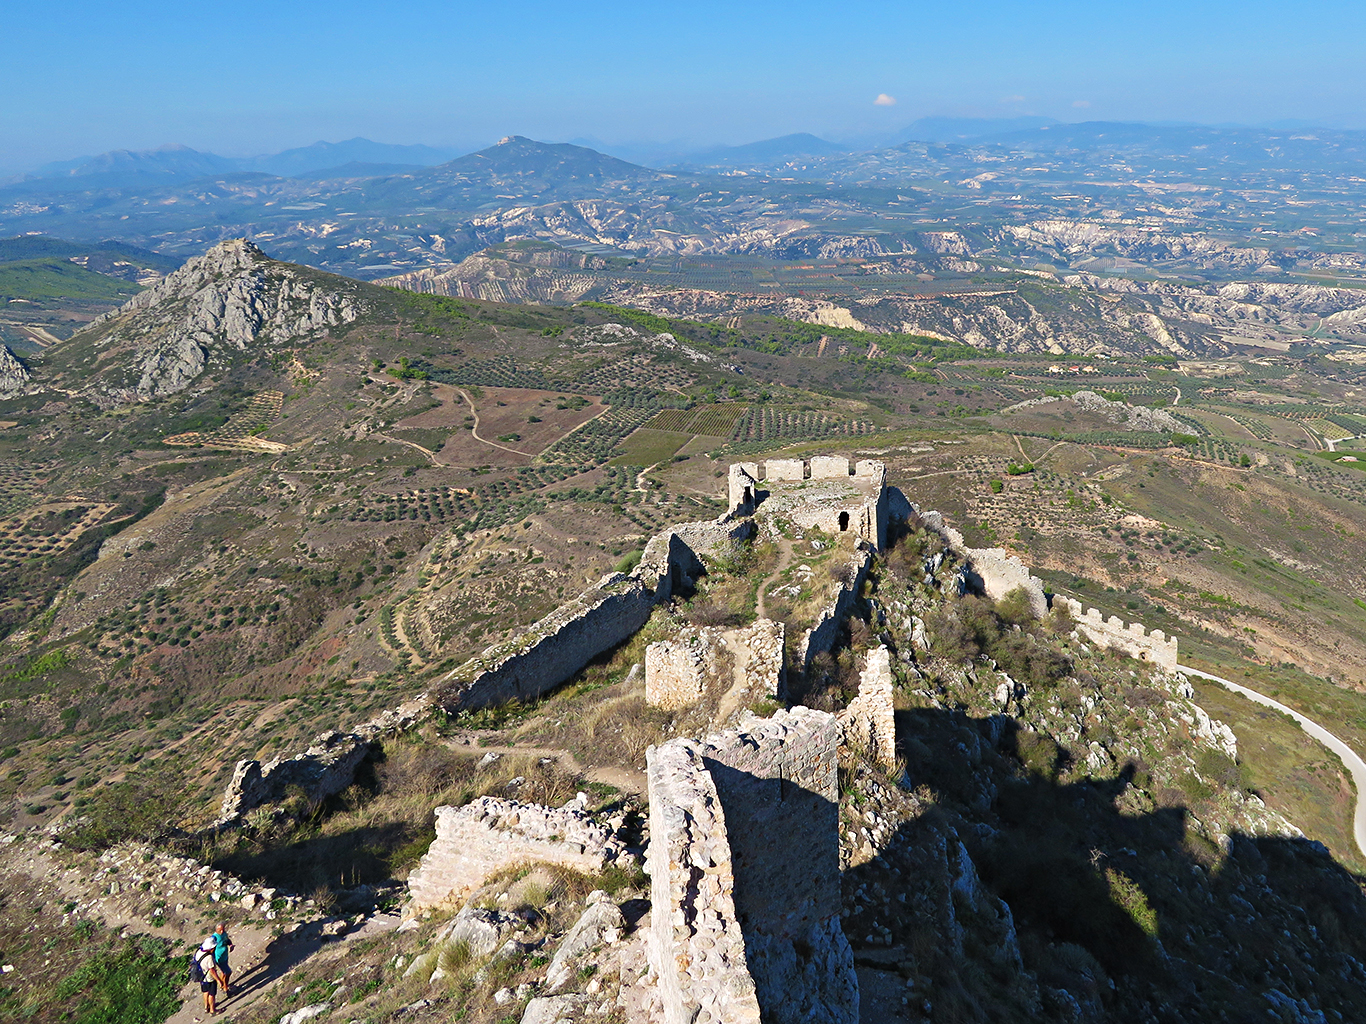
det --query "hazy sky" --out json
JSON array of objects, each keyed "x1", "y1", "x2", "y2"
[{"x1": 4, "y1": 0, "x2": 1365, "y2": 169}]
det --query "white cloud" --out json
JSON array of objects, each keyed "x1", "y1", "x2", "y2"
[
  {"x1": 874, "y1": 93, "x2": 897, "y2": 107},
  {"x1": 1072, "y1": 99, "x2": 1092, "y2": 108}
]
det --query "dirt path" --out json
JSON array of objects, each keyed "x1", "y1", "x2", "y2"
[
  {"x1": 374, "y1": 432, "x2": 438, "y2": 463},
  {"x1": 457, "y1": 388, "x2": 538, "y2": 457},
  {"x1": 1183, "y1": 665, "x2": 1366, "y2": 859},
  {"x1": 755, "y1": 538, "x2": 793, "y2": 621},
  {"x1": 444, "y1": 734, "x2": 646, "y2": 796}
]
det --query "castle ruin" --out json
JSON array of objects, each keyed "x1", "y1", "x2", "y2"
[{"x1": 729, "y1": 457, "x2": 889, "y2": 550}]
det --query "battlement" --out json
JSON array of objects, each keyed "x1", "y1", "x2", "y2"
[
  {"x1": 1056, "y1": 596, "x2": 1178, "y2": 669},
  {"x1": 728, "y1": 456, "x2": 888, "y2": 549}
]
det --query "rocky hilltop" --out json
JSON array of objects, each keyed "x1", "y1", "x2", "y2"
[
  {"x1": 77, "y1": 238, "x2": 362, "y2": 401},
  {"x1": 0, "y1": 345, "x2": 30, "y2": 398}
]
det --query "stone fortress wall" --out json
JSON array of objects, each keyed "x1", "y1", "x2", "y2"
[
  {"x1": 911, "y1": 508, "x2": 1179, "y2": 669},
  {"x1": 645, "y1": 618, "x2": 785, "y2": 715},
  {"x1": 406, "y1": 796, "x2": 625, "y2": 913},
  {"x1": 1055, "y1": 596, "x2": 1179, "y2": 669},
  {"x1": 220, "y1": 459, "x2": 1177, "y2": 826},
  {"x1": 647, "y1": 708, "x2": 857, "y2": 1024},
  {"x1": 838, "y1": 645, "x2": 898, "y2": 772}
]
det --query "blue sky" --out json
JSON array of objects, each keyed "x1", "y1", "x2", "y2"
[{"x1": 3, "y1": 0, "x2": 1365, "y2": 169}]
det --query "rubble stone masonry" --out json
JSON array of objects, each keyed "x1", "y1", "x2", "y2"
[
  {"x1": 407, "y1": 797, "x2": 620, "y2": 912},
  {"x1": 648, "y1": 708, "x2": 857, "y2": 1024},
  {"x1": 838, "y1": 645, "x2": 898, "y2": 771}
]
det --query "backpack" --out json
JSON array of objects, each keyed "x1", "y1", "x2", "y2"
[{"x1": 189, "y1": 955, "x2": 205, "y2": 984}]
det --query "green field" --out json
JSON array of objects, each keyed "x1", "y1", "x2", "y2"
[
  {"x1": 0, "y1": 259, "x2": 140, "y2": 303},
  {"x1": 609, "y1": 427, "x2": 691, "y2": 466}
]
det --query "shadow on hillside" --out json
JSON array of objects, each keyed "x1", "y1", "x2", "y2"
[{"x1": 839, "y1": 705, "x2": 1366, "y2": 1022}]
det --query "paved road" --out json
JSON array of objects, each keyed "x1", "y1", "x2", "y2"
[{"x1": 1182, "y1": 664, "x2": 1366, "y2": 859}]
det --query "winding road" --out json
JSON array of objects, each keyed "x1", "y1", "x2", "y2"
[{"x1": 1182, "y1": 664, "x2": 1366, "y2": 859}]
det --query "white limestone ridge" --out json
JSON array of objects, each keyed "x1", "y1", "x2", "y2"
[
  {"x1": 88, "y1": 238, "x2": 362, "y2": 401},
  {"x1": 0, "y1": 345, "x2": 30, "y2": 399}
]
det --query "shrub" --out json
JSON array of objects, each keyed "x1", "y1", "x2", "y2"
[
  {"x1": 1105, "y1": 867, "x2": 1158, "y2": 937},
  {"x1": 63, "y1": 769, "x2": 188, "y2": 851}
]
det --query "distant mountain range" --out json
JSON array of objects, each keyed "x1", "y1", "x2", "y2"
[{"x1": 22, "y1": 138, "x2": 470, "y2": 189}]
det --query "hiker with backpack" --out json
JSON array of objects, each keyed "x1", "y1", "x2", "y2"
[{"x1": 191, "y1": 940, "x2": 219, "y2": 1016}]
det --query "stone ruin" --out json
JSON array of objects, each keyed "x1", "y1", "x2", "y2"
[
  {"x1": 729, "y1": 457, "x2": 888, "y2": 550},
  {"x1": 646, "y1": 707, "x2": 857, "y2": 1024},
  {"x1": 837, "y1": 645, "x2": 898, "y2": 773},
  {"x1": 218, "y1": 694, "x2": 431, "y2": 823},
  {"x1": 406, "y1": 796, "x2": 628, "y2": 912},
  {"x1": 644, "y1": 618, "x2": 784, "y2": 719},
  {"x1": 1055, "y1": 596, "x2": 1179, "y2": 669}
]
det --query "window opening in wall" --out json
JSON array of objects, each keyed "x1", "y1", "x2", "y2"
[
  {"x1": 838, "y1": 511, "x2": 849, "y2": 532},
  {"x1": 743, "y1": 486, "x2": 752, "y2": 506}
]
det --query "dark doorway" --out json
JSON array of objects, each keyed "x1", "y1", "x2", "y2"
[
  {"x1": 838, "y1": 511, "x2": 850, "y2": 532},
  {"x1": 743, "y1": 486, "x2": 752, "y2": 506}
]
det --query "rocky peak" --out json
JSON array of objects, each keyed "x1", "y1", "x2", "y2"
[
  {"x1": 86, "y1": 238, "x2": 362, "y2": 402},
  {"x1": 0, "y1": 344, "x2": 30, "y2": 399}
]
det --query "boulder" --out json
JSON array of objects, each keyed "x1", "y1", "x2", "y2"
[{"x1": 544, "y1": 892, "x2": 625, "y2": 992}]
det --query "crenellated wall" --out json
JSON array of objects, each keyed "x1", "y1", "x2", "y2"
[{"x1": 1056, "y1": 596, "x2": 1178, "y2": 669}]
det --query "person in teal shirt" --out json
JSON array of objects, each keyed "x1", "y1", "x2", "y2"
[{"x1": 211, "y1": 924, "x2": 234, "y2": 997}]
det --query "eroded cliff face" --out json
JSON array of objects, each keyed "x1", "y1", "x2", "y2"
[
  {"x1": 0, "y1": 345, "x2": 30, "y2": 399},
  {"x1": 82, "y1": 238, "x2": 362, "y2": 401}
]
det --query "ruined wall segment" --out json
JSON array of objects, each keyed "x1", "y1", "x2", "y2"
[
  {"x1": 218, "y1": 695, "x2": 431, "y2": 823},
  {"x1": 646, "y1": 741, "x2": 763, "y2": 1024},
  {"x1": 766, "y1": 458, "x2": 807, "y2": 482},
  {"x1": 647, "y1": 709, "x2": 856, "y2": 1024},
  {"x1": 702, "y1": 708, "x2": 857, "y2": 1024},
  {"x1": 1058, "y1": 597, "x2": 1178, "y2": 669},
  {"x1": 728, "y1": 462, "x2": 761, "y2": 516},
  {"x1": 809, "y1": 455, "x2": 850, "y2": 479},
  {"x1": 838, "y1": 645, "x2": 897, "y2": 772},
  {"x1": 407, "y1": 796, "x2": 620, "y2": 913},
  {"x1": 645, "y1": 633, "x2": 708, "y2": 711},
  {"x1": 963, "y1": 546, "x2": 1049, "y2": 618},
  {"x1": 796, "y1": 545, "x2": 874, "y2": 675},
  {"x1": 645, "y1": 618, "x2": 785, "y2": 720}
]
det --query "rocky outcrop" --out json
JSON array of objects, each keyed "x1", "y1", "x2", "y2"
[
  {"x1": 544, "y1": 891, "x2": 626, "y2": 991},
  {"x1": 406, "y1": 796, "x2": 622, "y2": 913},
  {"x1": 85, "y1": 239, "x2": 361, "y2": 401},
  {"x1": 0, "y1": 345, "x2": 30, "y2": 398}
]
